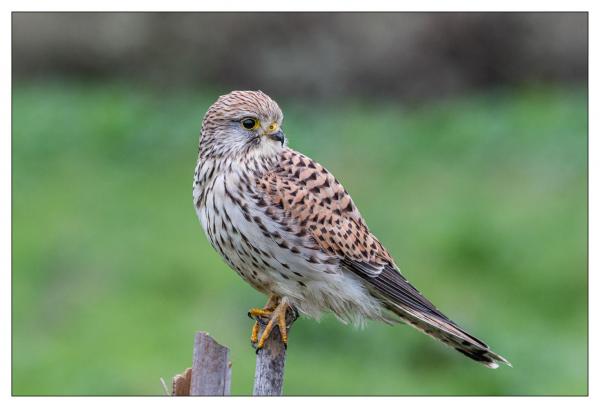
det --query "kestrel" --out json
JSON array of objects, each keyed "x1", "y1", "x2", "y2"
[{"x1": 193, "y1": 90, "x2": 510, "y2": 368}]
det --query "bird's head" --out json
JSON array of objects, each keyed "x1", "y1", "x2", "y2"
[{"x1": 198, "y1": 90, "x2": 286, "y2": 161}]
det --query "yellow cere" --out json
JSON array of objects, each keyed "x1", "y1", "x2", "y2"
[{"x1": 268, "y1": 123, "x2": 279, "y2": 133}]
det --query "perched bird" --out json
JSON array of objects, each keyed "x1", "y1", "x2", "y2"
[{"x1": 193, "y1": 90, "x2": 510, "y2": 368}]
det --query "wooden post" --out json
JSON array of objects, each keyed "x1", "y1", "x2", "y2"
[
  {"x1": 252, "y1": 308, "x2": 297, "y2": 396},
  {"x1": 191, "y1": 332, "x2": 231, "y2": 395},
  {"x1": 171, "y1": 332, "x2": 231, "y2": 396}
]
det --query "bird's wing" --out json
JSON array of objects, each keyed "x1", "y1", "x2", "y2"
[
  {"x1": 258, "y1": 151, "x2": 446, "y2": 312},
  {"x1": 257, "y1": 149, "x2": 510, "y2": 368}
]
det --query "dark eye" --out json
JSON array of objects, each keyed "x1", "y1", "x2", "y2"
[{"x1": 241, "y1": 118, "x2": 258, "y2": 130}]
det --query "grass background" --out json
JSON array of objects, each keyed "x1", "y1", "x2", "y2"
[{"x1": 12, "y1": 81, "x2": 587, "y2": 395}]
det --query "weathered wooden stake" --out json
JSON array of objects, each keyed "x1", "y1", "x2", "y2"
[
  {"x1": 252, "y1": 309, "x2": 297, "y2": 396},
  {"x1": 191, "y1": 332, "x2": 232, "y2": 395},
  {"x1": 171, "y1": 332, "x2": 231, "y2": 396}
]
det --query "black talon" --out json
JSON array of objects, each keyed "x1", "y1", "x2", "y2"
[{"x1": 288, "y1": 306, "x2": 299, "y2": 323}]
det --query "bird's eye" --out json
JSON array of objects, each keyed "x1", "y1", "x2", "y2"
[{"x1": 241, "y1": 118, "x2": 259, "y2": 130}]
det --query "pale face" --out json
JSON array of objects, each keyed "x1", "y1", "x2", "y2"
[{"x1": 199, "y1": 91, "x2": 286, "y2": 160}]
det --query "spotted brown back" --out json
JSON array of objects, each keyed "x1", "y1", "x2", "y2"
[{"x1": 257, "y1": 150, "x2": 392, "y2": 265}]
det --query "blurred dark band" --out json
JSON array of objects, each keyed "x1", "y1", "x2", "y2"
[{"x1": 12, "y1": 12, "x2": 587, "y2": 101}]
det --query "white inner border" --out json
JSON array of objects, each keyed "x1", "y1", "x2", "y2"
[{"x1": 1, "y1": 1, "x2": 595, "y2": 407}]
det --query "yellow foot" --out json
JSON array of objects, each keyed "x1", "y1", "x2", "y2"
[
  {"x1": 248, "y1": 295, "x2": 279, "y2": 344},
  {"x1": 248, "y1": 296, "x2": 297, "y2": 350}
]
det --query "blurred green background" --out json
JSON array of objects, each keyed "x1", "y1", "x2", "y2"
[{"x1": 12, "y1": 13, "x2": 587, "y2": 395}]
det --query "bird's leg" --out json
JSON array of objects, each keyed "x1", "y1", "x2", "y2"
[
  {"x1": 248, "y1": 295, "x2": 280, "y2": 344},
  {"x1": 249, "y1": 298, "x2": 298, "y2": 350}
]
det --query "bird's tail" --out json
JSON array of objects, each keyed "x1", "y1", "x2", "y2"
[{"x1": 386, "y1": 302, "x2": 511, "y2": 369}]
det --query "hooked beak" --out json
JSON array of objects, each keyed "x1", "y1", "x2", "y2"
[{"x1": 267, "y1": 130, "x2": 286, "y2": 146}]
